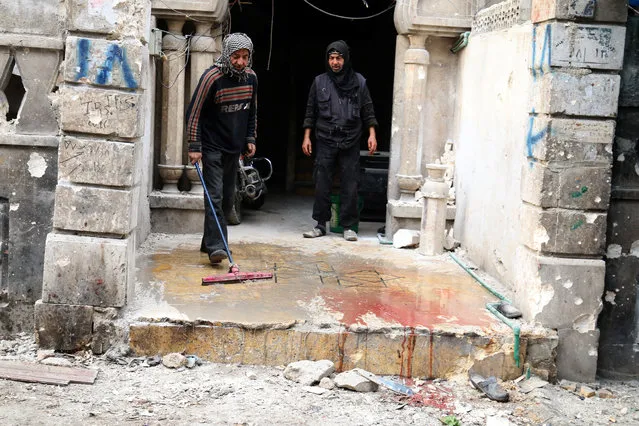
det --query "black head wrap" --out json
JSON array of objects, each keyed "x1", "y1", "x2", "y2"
[{"x1": 325, "y1": 40, "x2": 359, "y2": 98}]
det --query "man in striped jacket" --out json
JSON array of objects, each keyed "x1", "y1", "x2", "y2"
[{"x1": 186, "y1": 33, "x2": 258, "y2": 265}]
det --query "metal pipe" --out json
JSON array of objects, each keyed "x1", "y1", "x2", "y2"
[{"x1": 449, "y1": 253, "x2": 520, "y2": 367}]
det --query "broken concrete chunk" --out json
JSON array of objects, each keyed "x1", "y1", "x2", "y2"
[
  {"x1": 319, "y1": 377, "x2": 335, "y2": 390},
  {"x1": 303, "y1": 385, "x2": 329, "y2": 395},
  {"x1": 518, "y1": 376, "x2": 549, "y2": 394},
  {"x1": 559, "y1": 379, "x2": 578, "y2": 392},
  {"x1": 162, "y1": 353, "x2": 186, "y2": 369},
  {"x1": 334, "y1": 370, "x2": 378, "y2": 392},
  {"x1": 597, "y1": 388, "x2": 614, "y2": 399},
  {"x1": 579, "y1": 385, "x2": 596, "y2": 398},
  {"x1": 283, "y1": 360, "x2": 335, "y2": 386},
  {"x1": 393, "y1": 229, "x2": 420, "y2": 249}
]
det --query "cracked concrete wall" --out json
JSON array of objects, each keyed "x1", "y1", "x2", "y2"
[
  {"x1": 27, "y1": 0, "x2": 152, "y2": 353},
  {"x1": 598, "y1": 15, "x2": 639, "y2": 379},
  {"x1": 453, "y1": 0, "x2": 627, "y2": 382},
  {"x1": 0, "y1": 0, "x2": 64, "y2": 336}
]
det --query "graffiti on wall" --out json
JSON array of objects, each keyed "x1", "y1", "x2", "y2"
[
  {"x1": 525, "y1": 109, "x2": 547, "y2": 160},
  {"x1": 81, "y1": 93, "x2": 137, "y2": 130},
  {"x1": 531, "y1": 24, "x2": 552, "y2": 80},
  {"x1": 75, "y1": 38, "x2": 138, "y2": 89}
]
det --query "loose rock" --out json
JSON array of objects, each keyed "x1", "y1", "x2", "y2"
[
  {"x1": 319, "y1": 377, "x2": 335, "y2": 390},
  {"x1": 283, "y1": 360, "x2": 334, "y2": 386},
  {"x1": 579, "y1": 385, "x2": 596, "y2": 398},
  {"x1": 162, "y1": 353, "x2": 186, "y2": 369},
  {"x1": 334, "y1": 370, "x2": 378, "y2": 393}
]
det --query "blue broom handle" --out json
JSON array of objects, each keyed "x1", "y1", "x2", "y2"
[{"x1": 194, "y1": 162, "x2": 234, "y2": 264}]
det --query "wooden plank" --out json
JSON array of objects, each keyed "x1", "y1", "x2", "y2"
[{"x1": 0, "y1": 360, "x2": 98, "y2": 385}]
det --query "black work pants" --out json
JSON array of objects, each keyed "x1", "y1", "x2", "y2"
[
  {"x1": 312, "y1": 141, "x2": 360, "y2": 230},
  {"x1": 201, "y1": 150, "x2": 239, "y2": 255}
]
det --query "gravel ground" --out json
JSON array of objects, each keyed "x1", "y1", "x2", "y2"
[{"x1": 1, "y1": 333, "x2": 639, "y2": 425}]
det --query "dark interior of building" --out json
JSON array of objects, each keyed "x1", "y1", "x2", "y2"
[
  {"x1": 228, "y1": 0, "x2": 397, "y2": 199},
  {"x1": 155, "y1": 1, "x2": 397, "y2": 222}
]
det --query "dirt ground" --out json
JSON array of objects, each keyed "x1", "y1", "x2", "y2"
[{"x1": 1, "y1": 333, "x2": 639, "y2": 425}]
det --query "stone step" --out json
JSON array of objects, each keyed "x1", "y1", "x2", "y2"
[{"x1": 129, "y1": 319, "x2": 528, "y2": 379}]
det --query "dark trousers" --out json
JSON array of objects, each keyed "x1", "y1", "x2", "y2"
[
  {"x1": 201, "y1": 150, "x2": 239, "y2": 254},
  {"x1": 312, "y1": 141, "x2": 360, "y2": 229}
]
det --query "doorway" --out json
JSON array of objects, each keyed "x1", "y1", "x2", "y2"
[{"x1": 228, "y1": 1, "x2": 397, "y2": 194}]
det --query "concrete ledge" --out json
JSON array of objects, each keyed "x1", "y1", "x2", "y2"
[
  {"x1": 387, "y1": 201, "x2": 456, "y2": 220},
  {"x1": 149, "y1": 191, "x2": 204, "y2": 210},
  {"x1": 129, "y1": 321, "x2": 526, "y2": 379},
  {"x1": 0, "y1": 134, "x2": 60, "y2": 147},
  {"x1": 151, "y1": 208, "x2": 203, "y2": 234},
  {"x1": 0, "y1": 34, "x2": 63, "y2": 50}
]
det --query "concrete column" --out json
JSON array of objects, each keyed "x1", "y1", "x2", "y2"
[
  {"x1": 386, "y1": 34, "x2": 429, "y2": 241},
  {"x1": 189, "y1": 22, "x2": 218, "y2": 97},
  {"x1": 37, "y1": 0, "x2": 151, "y2": 352},
  {"x1": 419, "y1": 164, "x2": 448, "y2": 256},
  {"x1": 185, "y1": 21, "x2": 220, "y2": 194},
  {"x1": 158, "y1": 18, "x2": 186, "y2": 193},
  {"x1": 397, "y1": 34, "x2": 428, "y2": 197},
  {"x1": 515, "y1": 0, "x2": 627, "y2": 382}
]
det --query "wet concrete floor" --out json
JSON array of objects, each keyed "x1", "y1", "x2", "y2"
[{"x1": 129, "y1": 194, "x2": 503, "y2": 334}]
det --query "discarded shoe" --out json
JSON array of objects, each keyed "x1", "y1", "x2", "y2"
[
  {"x1": 209, "y1": 249, "x2": 228, "y2": 264},
  {"x1": 343, "y1": 229, "x2": 358, "y2": 241},
  {"x1": 303, "y1": 227, "x2": 326, "y2": 238},
  {"x1": 469, "y1": 373, "x2": 509, "y2": 402},
  {"x1": 496, "y1": 301, "x2": 523, "y2": 319}
]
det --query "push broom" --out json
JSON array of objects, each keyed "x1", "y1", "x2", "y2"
[{"x1": 194, "y1": 162, "x2": 273, "y2": 285}]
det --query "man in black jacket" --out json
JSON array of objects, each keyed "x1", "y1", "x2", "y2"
[
  {"x1": 302, "y1": 40, "x2": 378, "y2": 242},
  {"x1": 186, "y1": 33, "x2": 258, "y2": 264}
]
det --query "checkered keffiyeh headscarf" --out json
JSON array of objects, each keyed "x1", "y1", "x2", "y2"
[{"x1": 215, "y1": 32, "x2": 253, "y2": 81}]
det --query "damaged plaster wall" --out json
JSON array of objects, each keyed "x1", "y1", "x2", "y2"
[
  {"x1": 598, "y1": 15, "x2": 639, "y2": 379},
  {"x1": 452, "y1": 0, "x2": 627, "y2": 382},
  {"x1": 0, "y1": 0, "x2": 64, "y2": 335},
  {"x1": 452, "y1": 23, "x2": 532, "y2": 286}
]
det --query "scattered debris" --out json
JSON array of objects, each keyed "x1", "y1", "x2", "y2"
[
  {"x1": 146, "y1": 355, "x2": 161, "y2": 367},
  {"x1": 392, "y1": 229, "x2": 420, "y2": 249},
  {"x1": 186, "y1": 355, "x2": 201, "y2": 369},
  {"x1": 334, "y1": 370, "x2": 378, "y2": 392},
  {"x1": 579, "y1": 385, "x2": 596, "y2": 398},
  {"x1": 246, "y1": 370, "x2": 257, "y2": 380},
  {"x1": 597, "y1": 388, "x2": 614, "y2": 399},
  {"x1": 283, "y1": 360, "x2": 334, "y2": 386},
  {"x1": 303, "y1": 385, "x2": 329, "y2": 395},
  {"x1": 36, "y1": 349, "x2": 55, "y2": 361},
  {"x1": 517, "y1": 376, "x2": 548, "y2": 394},
  {"x1": 560, "y1": 379, "x2": 578, "y2": 392},
  {"x1": 354, "y1": 368, "x2": 414, "y2": 396},
  {"x1": 319, "y1": 377, "x2": 335, "y2": 390}
]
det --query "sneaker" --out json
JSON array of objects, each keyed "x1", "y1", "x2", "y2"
[
  {"x1": 303, "y1": 227, "x2": 326, "y2": 238},
  {"x1": 343, "y1": 229, "x2": 358, "y2": 241},
  {"x1": 209, "y1": 249, "x2": 228, "y2": 264}
]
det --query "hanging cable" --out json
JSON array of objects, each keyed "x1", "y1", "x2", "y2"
[
  {"x1": 267, "y1": 0, "x2": 274, "y2": 70},
  {"x1": 302, "y1": 0, "x2": 395, "y2": 20},
  {"x1": 156, "y1": 0, "x2": 208, "y2": 23}
]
